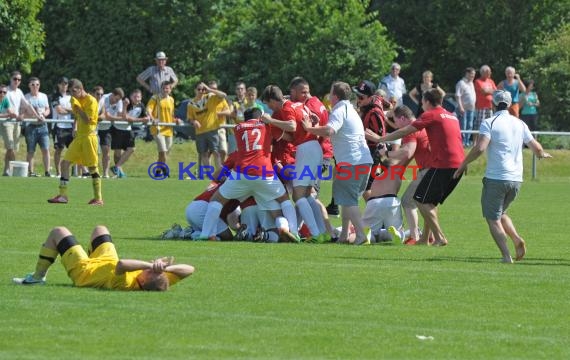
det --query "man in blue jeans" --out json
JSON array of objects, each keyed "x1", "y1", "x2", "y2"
[{"x1": 455, "y1": 67, "x2": 476, "y2": 147}]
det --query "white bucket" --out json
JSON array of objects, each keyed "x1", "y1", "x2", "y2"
[{"x1": 9, "y1": 161, "x2": 29, "y2": 177}]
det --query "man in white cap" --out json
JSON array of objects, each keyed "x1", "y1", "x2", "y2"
[
  {"x1": 454, "y1": 90, "x2": 551, "y2": 263},
  {"x1": 136, "y1": 51, "x2": 178, "y2": 95}
]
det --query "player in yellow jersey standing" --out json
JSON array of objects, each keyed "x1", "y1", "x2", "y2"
[{"x1": 48, "y1": 79, "x2": 103, "y2": 205}]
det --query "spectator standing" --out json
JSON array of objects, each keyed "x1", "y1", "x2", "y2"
[
  {"x1": 455, "y1": 67, "x2": 476, "y2": 147},
  {"x1": 408, "y1": 70, "x2": 446, "y2": 117},
  {"x1": 136, "y1": 51, "x2": 178, "y2": 95},
  {"x1": 474, "y1": 65, "x2": 497, "y2": 144},
  {"x1": 207, "y1": 80, "x2": 232, "y2": 162},
  {"x1": 24, "y1": 77, "x2": 51, "y2": 177},
  {"x1": 378, "y1": 63, "x2": 407, "y2": 106},
  {"x1": 51, "y1": 77, "x2": 74, "y2": 177},
  {"x1": 186, "y1": 81, "x2": 227, "y2": 171},
  {"x1": 497, "y1": 66, "x2": 526, "y2": 117},
  {"x1": 454, "y1": 90, "x2": 551, "y2": 263},
  {"x1": 367, "y1": 88, "x2": 464, "y2": 246},
  {"x1": 302, "y1": 81, "x2": 373, "y2": 245},
  {"x1": 3, "y1": 71, "x2": 42, "y2": 176},
  {"x1": 519, "y1": 80, "x2": 540, "y2": 131},
  {"x1": 47, "y1": 79, "x2": 103, "y2": 206},
  {"x1": 111, "y1": 89, "x2": 148, "y2": 178},
  {"x1": 99, "y1": 88, "x2": 125, "y2": 178},
  {"x1": 0, "y1": 84, "x2": 17, "y2": 164},
  {"x1": 147, "y1": 81, "x2": 181, "y2": 177}
]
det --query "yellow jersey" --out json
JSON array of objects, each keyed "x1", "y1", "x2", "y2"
[
  {"x1": 147, "y1": 95, "x2": 175, "y2": 136},
  {"x1": 186, "y1": 94, "x2": 225, "y2": 135},
  {"x1": 71, "y1": 94, "x2": 99, "y2": 136}
]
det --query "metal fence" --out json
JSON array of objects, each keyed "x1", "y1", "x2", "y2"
[{"x1": 3, "y1": 119, "x2": 569, "y2": 179}]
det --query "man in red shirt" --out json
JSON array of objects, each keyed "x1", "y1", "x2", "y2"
[
  {"x1": 288, "y1": 77, "x2": 332, "y2": 241},
  {"x1": 367, "y1": 89, "x2": 464, "y2": 246},
  {"x1": 198, "y1": 108, "x2": 299, "y2": 242},
  {"x1": 261, "y1": 85, "x2": 326, "y2": 243},
  {"x1": 376, "y1": 105, "x2": 431, "y2": 245}
]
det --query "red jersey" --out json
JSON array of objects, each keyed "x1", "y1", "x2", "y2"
[
  {"x1": 305, "y1": 96, "x2": 333, "y2": 158},
  {"x1": 194, "y1": 181, "x2": 221, "y2": 202},
  {"x1": 272, "y1": 137, "x2": 296, "y2": 166},
  {"x1": 412, "y1": 106, "x2": 464, "y2": 168},
  {"x1": 234, "y1": 119, "x2": 274, "y2": 176},
  {"x1": 273, "y1": 100, "x2": 317, "y2": 146},
  {"x1": 474, "y1": 78, "x2": 497, "y2": 109},
  {"x1": 402, "y1": 128, "x2": 431, "y2": 169}
]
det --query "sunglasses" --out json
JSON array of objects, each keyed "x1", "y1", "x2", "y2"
[
  {"x1": 12, "y1": 77, "x2": 22, "y2": 81},
  {"x1": 0, "y1": 90, "x2": 6, "y2": 94},
  {"x1": 30, "y1": 83, "x2": 40, "y2": 87},
  {"x1": 197, "y1": 87, "x2": 207, "y2": 92},
  {"x1": 95, "y1": 92, "x2": 103, "y2": 96}
]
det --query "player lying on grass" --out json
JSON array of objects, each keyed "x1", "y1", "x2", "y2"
[{"x1": 13, "y1": 225, "x2": 194, "y2": 291}]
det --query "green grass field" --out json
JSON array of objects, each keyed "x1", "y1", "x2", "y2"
[{"x1": 1, "y1": 141, "x2": 569, "y2": 359}]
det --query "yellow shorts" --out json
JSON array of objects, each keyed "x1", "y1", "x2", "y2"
[
  {"x1": 61, "y1": 243, "x2": 118, "y2": 287},
  {"x1": 64, "y1": 134, "x2": 99, "y2": 167}
]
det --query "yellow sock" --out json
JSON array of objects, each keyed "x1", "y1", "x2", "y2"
[
  {"x1": 34, "y1": 246, "x2": 59, "y2": 278},
  {"x1": 93, "y1": 177, "x2": 102, "y2": 200}
]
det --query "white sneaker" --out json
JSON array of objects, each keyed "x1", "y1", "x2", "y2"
[
  {"x1": 13, "y1": 273, "x2": 46, "y2": 285},
  {"x1": 161, "y1": 224, "x2": 183, "y2": 240}
]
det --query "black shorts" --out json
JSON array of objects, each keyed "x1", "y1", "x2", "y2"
[
  {"x1": 111, "y1": 128, "x2": 135, "y2": 150},
  {"x1": 98, "y1": 129, "x2": 112, "y2": 147},
  {"x1": 413, "y1": 168, "x2": 461, "y2": 205},
  {"x1": 53, "y1": 127, "x2": 74, "y2": 150}
]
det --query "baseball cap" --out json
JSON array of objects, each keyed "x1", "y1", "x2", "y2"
[
  {"x1": 155, "y1": 51, "x2": 167, "y2": 60},
  {"x1": 58, "y1": 76, "x2": 69, "y2": 84},
  {"x1": 352, "y1": 80, "x2": 376, "y2": 97},
  {"x1": 492, "y1": 90, "x2": 512, "y2": 107}
]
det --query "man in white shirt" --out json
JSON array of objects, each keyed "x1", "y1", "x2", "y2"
[
  {"x1": 455, "y1": 67, "x2": 476, "y2": 147},
  {"x1": 99, "y1": 88, "x2": 124, "y2": 178},
  {"x1": 302, "y1": 81, "x2": 373, "y2": 245},
  {"x1": 454, "y1": 91, "x2": 551, "y2": 263},
  {"x1": 2, "y1": 71, "x2": 43, "y2": 176},
  {"x1": 51, "y1": 77, "x2": 74, "y2": 177},
  {"x1": 378, "y1": 63, "x2": 407, "y2": 106},
  {"x1": 24, "y1": 77, "x2": 51, "y2": 176}
]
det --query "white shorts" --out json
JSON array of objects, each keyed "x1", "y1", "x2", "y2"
[
  {"x1": 219, "y1": 171, "x2": 285, "y2": 211},
  {"x1": 155, "y1": 134, "x2": 173, "y2": 153},
  {"x1": 362, "y1": 195, "x2": 403, "y2": 232},
  {"x1": 293, "y1": 140, "x2": 322, "y2": 187},
  {"x1": 185, "y1": 200, "x2": 228, "y2": 234}
]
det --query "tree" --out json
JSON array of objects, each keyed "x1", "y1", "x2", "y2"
[
  {"x1": 0, "y1": 0, "x2": 45, "y2": 75},
  {"x1": 204, "y1": 0, "x2": 396, "y2": 96},
  {"x1": 34, "y1": 0, "x2": 219, "y2": 98},
  {"x1": 369, "y1": 0, "x2": 570, "y2": 92},
  {"x1": 520, "y1": 24, "x2": 570, "y2": 131}
]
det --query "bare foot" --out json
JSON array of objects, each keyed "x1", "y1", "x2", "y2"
[{"x1": 515, "y1": 239, "x2": 526, "y2": 261}]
